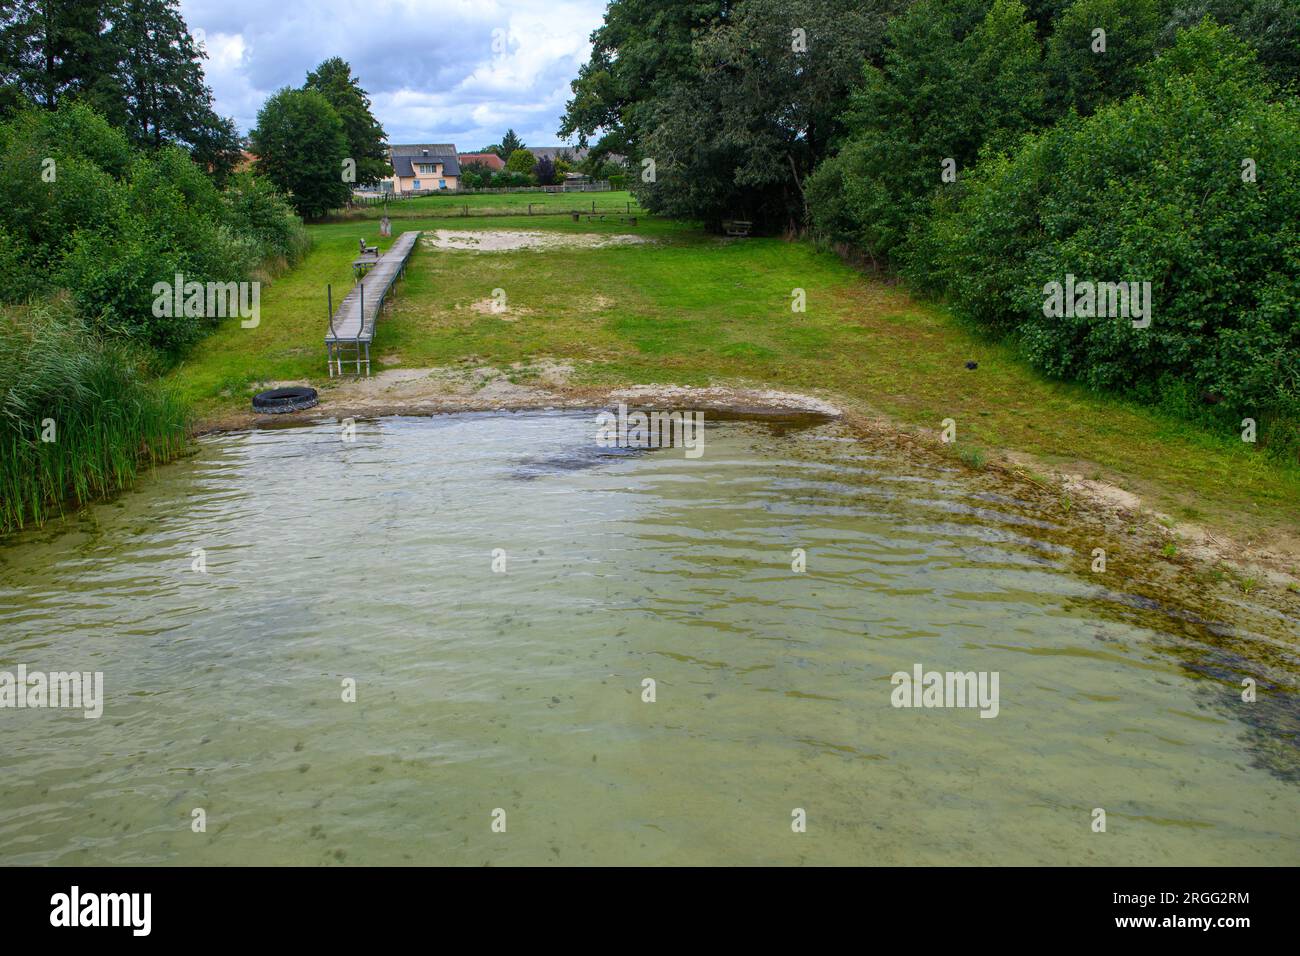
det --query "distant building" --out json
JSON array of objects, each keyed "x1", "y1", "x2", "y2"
[
  {"x1": 458, "y1": 152, "x2": 505, "y2": 172},
  {"x1": 527, "y1": 146, "x2": 586, "y2": 166},
  {"x1": 381, "y1": 144, "x2": 460, "y2": 193}
]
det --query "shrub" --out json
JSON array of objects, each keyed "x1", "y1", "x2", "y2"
[
  {"x1": 913, "y1": 22, "x2": 1300, "y2": 456},
  {"x1": 222, "y1": 173, "x2": 309, "y2": 268},
  {"x1": 0, "y1": 103, "x2": 308, "y2": 355}
]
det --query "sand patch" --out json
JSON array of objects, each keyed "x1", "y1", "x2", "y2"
[
  {"x1": 467, "y1": 298, "x2": 533, "y2": 321},
  {"x1": 422, "y1": 230, "x2": 654, "y2": 253}
]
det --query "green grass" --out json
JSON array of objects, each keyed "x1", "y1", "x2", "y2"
[
  {"x1": 327, "y1": 189, "x2": 641, "y2": 221},
  {"x1": 1, "y1": 300, "x2": 189, "y2": 534},
  {"x1": 169, "y1": 213, "x2": 1300, "y2": 545}
]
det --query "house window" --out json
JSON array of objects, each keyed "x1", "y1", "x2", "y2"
[
  {"x1": 438, "y1": 179, "x2": 446, "y2": 189},
  {"x1": 412, "y1": 179, "x2": 421, "y2": 190}
]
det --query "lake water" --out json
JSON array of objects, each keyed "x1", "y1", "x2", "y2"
[{"x1": 0, "y1": 411, "x2": 1296, "y2": 865}]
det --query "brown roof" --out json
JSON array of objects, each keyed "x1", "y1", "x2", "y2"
[{"x1": 458, "y1": 152, "x2": 505, "y2": 171}]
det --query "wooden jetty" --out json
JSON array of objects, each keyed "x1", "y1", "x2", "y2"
[{"x1": 325, "y1": 230, "x2": 420, "y2": 376}]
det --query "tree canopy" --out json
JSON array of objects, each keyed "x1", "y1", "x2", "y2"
[
  {"x1": 249, "y1": 88, "x2": 351, "y2": 219},
  {"x1": 304, "y1": 57, "x2": 390, "y2": 186},
  {"x1": 0, "y1": 0, "x2": 241, "y2": 178}
]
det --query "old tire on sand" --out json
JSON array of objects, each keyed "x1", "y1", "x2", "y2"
[{"x1": 252, "y1": 387, "x2": 319, "y2": 414}]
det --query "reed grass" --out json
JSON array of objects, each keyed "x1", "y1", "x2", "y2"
[{"x1": 0, "y1": 299, "x2": 189, "y2": 534}]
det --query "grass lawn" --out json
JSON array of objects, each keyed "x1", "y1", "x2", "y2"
[
  {"x1": 330, "y1": 189, "x2": 640, "y2": 220},
  {"x1": 169, "y1": 212, "x2": 1300, "y2": 550}
]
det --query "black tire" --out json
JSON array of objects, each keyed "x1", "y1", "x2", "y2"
[{"x1": 252, "y1": 386, "x2": 319, "y2": 414}]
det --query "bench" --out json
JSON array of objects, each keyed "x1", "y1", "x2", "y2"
[
  {"x1": 358, "y1": 238, "x2": 379, "y2": 257},
  {"x1": 723, "y1": 220, "x2": 753, "y2": 238}
]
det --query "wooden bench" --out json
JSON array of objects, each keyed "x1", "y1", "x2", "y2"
[
  {"x1": 723, "y1": 220, "x2": 753, "y2": 238},
  {"x1": 358, "y1": 238, "x2": 379, "y2": 257}
]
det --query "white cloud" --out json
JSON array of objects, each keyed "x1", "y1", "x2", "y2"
[{"x1": 179, "y1": 0, "x2": 605, "y2": 148}]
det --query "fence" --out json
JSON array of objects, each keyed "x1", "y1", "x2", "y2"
[
  {"x1": 349, "y1": 181, "x2": 613, "y2": 206},
  {"x1": 328, "y1": 197, "x2": 646, "y2": 223}
]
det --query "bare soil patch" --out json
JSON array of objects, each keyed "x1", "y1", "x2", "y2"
[{"x1": 421, "y1": 230, "x2": 654, "y2": 253}]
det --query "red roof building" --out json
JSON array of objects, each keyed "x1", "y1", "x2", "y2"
[{"x1": 458, "y1": 152, "x2": 506, "y2": 171}]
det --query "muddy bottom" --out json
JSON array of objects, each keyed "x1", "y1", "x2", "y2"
[{"x1": 1, "y1": 411, "x2": 1296, "y2": 865}]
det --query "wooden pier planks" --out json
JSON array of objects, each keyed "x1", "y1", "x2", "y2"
[{"x1": 325, "y1": 231, "x2": 420, "y2": 374}]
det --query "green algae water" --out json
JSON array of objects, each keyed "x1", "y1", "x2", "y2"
[{"x1": 0, "y1": 411, "x2": 1296, "y2": 866}]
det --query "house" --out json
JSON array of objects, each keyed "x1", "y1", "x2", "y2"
[
  {"x1": 381, "y1": 144, "x2": 460, "y2": 193},
  {"x1": 458, "y1": 152, "x2": 505, "y2": 172}
]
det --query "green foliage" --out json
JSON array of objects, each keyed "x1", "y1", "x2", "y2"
[
  {"x1": 250, "y1": 87, "x2": 352, "y2": 219},
  {"x1": 0, "y1": 0, "x2": 241, "y2": 177},
  {"x1": 913, "y1": 22, "x2": 1300, "y2": 456},
  {"x1": 0, "y1": 102, "x2": 308, "y2": 354},
  {"x1": 223, "y1": 173, "x2": 311, "y2": 267},
  {"x1": 304, "y1": 57, "x2": 390, "y2": 186},
  {"x1": 807, "y1": 0, "x2": 1045, "y2": 260},
  {"x1": 505, "y1": 148, "x2": 537, "y2": 175},
  {"x1": 482, "y1": 129, "x2": 525, "y2": 160},
  {"x1": 560, "y1": 0, "x2": 728, "y2": 156},
  {"x1": 561, "y1": 0, "x2": 899, "y2": 230},
  {"x1": 1159, "y1": 0, "x2": 1300, "y2": 89},
  {"x1": 1044, "y1": 0, "x2": 1162, "y2": 114},
  {"x1": 0, "y1": 298, "x2": 188, "y2": 534}
]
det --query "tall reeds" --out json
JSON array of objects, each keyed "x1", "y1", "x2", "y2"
[{"x1": 0, "y1": 299, "x2": 189, "y2": 534}]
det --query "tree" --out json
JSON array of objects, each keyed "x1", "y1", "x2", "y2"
[
  {"x1": 249, "y1": 88, "x2": 351, "y2": 218},
  {"x1": 112, "y1": 1, "x2": 240, "y2": 173},
  {"x1": 807, "y1": 0, "x2": 1045, "y2": 259},
  {"x1": 0, "y1": 1, "x2": 122, "y2": 117},
  {"x1": 561, "y1": 0, "x2": 903, "y2": 231},
  {"x1": 304, "y1": 57, "x2": 390, "y2": 185},
  {"x1": 0, "y1": 0, "x2": 241, "y2": 177},
  {"x1": 493, "y1": 128, "x2": 524, "y2": 160},
  {"x1": 535, "y1": 155, "x2": 557, "y2": 185},
  {"x1": 913, "y1": 21, "x2": 1300, "y2": 454},
  {"x1": 1044, "y1": 0, "x2": 1161, "y2": 114},
  {"x1": 559, "y1": 0, "x2": 728, "y2": 156},
  {"x1": 505, "y1": 148, "x2": 536, "y2": 175}
]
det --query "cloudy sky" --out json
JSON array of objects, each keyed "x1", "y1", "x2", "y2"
[{"x1": 179, "y1": 0, "x2": 608, "y2": 150}]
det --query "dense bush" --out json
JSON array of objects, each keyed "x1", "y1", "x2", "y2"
[
  {"x1": 909, "y1": 23, "x2": 1300, "y2": 453},
  {"x1": 1043, "y1": 0, "x2": 1162, "y2": 115},
  {"x1": 806, "y1": 0, "x2": 1046, "y2": 262},
  {"x1": 223, "y1": 173, "x2": 311, "y2": 269},
  {"x1": 0, "y1": 102, "x2": 307, "y2": 354}
]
